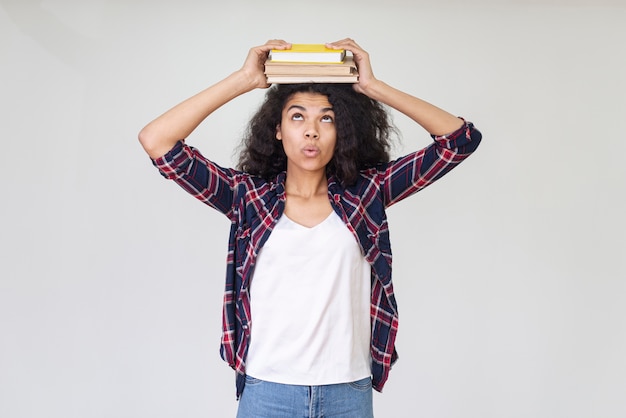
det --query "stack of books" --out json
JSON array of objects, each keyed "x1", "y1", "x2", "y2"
[{"x1": 265, "y1": 44, "x2": 358, "y2": 84}]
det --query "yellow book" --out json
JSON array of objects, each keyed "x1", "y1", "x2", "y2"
[{"x1": 269, "y1": 44, "x2": 346, "y2": 63}]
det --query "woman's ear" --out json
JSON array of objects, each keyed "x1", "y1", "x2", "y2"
[{"x1": 275, "y1": 124, "x2": 282, "y2": 140}]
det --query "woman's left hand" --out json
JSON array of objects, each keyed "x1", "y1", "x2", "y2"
[{"x1": 326, "y1": 38, "x2": 378, "y2": 95}]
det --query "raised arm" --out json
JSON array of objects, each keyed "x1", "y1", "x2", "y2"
[
  {"x1": 326, "y1": 39, "x2": 464, "y2": 136},
  {"x1": 138, "y1": 40, "x2": 292, "y2": 159}
]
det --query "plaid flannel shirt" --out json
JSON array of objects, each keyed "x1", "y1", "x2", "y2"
[{"x1": 152, "y1": 120, "x2": 481, "y2": 399}]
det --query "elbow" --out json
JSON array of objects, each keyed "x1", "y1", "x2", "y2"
[
  {"x1": 137, "y1": 126, "x2": 152, "y2": 151},
  {"x1": 138, "y1": 126, "x2": 167, "y2": 160}
]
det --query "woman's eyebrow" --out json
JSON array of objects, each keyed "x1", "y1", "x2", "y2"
[
  {"x1": 286, "y1": 105, "x2": 306, "y2": 112},
  {"x1": 286, "y1": 105, "x2": 334, "y2": 113}
]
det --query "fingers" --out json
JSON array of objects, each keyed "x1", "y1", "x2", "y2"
[
  {"x1": 241, "y1": 41, "x2": 291, "y2": 90},
  {"x1": 326, "y1": 38, "x2": 370, "y2": 66},
  {"x1": 267, "y1": 39, "x2": 291, "y2": 47},
  {"x1": 260, "y1": 39, "x2": 292, "y2": 52},
  {"x1": 326, "y1": 38, "x2": 376, "y2": 93},
  {"x1": 327, "y1": 38, "x2": 358, "y2": 46},
  {"x1": 247, "y1": 40, "x2": 289, "y2": 64},
  {"x1": 247, "y1": 40, "x2": 291, "y2": 59},
  {"x1": 326, "y1": 38, "x2": 364, "y2": 53}
]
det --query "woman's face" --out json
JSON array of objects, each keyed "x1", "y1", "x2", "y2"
[{"x1": 276, "y1": 92, "x2": 337, "y2": 178}]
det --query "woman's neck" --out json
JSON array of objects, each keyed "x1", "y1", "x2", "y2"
[
  {"x1": 284, "y1": 170, "x2": 328, "y2": 199},
  {"x1": 283, "y1": 170, "x2": 333, "y2": 228}
]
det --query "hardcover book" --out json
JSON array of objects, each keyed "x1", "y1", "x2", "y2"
[
  {"x1": 264, "y1": 56, "x2": 356, "y2": 76},
  {"x1": 265, "y1": 70, "x2": 359, "y2": 84},
  {"x1": 269, "y1": 44, "x2": 346, "y2": 63}
]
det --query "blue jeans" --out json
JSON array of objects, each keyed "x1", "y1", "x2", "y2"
[{"x1": 236, "y1": 375, "x2": 374, "y2": 418}]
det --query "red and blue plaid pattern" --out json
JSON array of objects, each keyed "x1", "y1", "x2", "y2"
[{"x1": 152, "y1": 120, "x2": 481, "y2": 398}]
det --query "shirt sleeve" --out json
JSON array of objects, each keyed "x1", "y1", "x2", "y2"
[
  {"x1": 381, "y1": 119, "x2": 482, "y2": 207},
  {"x1": 151, "y1": 140, "x2": 239, "y2": 217}
]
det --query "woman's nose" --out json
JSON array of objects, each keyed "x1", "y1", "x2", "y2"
[{"x1": 305, "y1": 124, "x2": 319, "y2": 139}]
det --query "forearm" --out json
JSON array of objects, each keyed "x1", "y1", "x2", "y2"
[
  {"x1": 361, "y1": 80, "x2": 464, "y2": 137},
  {"x1": 138, "y1": 70, "x2": 256, "y2": 159}
]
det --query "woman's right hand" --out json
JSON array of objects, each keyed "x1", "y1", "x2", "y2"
[
  {"x1": 139, "y1": 40, "x2": 292, "y2": 159},
  {"x1": 239, "y1": 39, "x2": 292, "y2": 89}
]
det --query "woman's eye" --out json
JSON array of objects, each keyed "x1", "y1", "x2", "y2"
[
  {"x1": 291, "y1": 113, "x2": 304, "y2": 121},
  {"x1": 321, "y1": 115, "x2": 334, "y2": 123}
]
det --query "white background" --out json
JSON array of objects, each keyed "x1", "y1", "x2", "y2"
[{"x1": 1, "y1": 0, "x2": 624, "y2": 417}]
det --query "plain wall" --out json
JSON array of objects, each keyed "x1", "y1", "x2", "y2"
[{"x1": 1, "y1": 0, "x2": 624, "y2": 417}]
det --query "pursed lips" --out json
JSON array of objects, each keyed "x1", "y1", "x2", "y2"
[{"x1": 302, "y1": 145, "x2": 321, "y2": 157}]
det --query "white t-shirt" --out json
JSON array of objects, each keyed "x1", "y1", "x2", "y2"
[{"x1": 245, "y1": 211, "x2": 372, "y2": 385}]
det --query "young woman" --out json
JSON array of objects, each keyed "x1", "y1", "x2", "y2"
[{"x1": 139, "y1": 38, "x2": 481, "y2": 417}]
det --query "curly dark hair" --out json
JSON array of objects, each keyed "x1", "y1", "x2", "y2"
[{"x1": 237, "y1": 83, "x2": 395, "y2": 186}]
